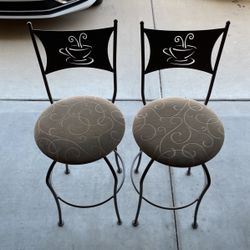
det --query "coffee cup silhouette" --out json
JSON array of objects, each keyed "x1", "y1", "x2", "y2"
[
  {"x1": 163, "y1": 45, "x2": 196, "y2": 61},
  {"x1": 62, "y1": 45, "x2": 92, "y2": 61}
]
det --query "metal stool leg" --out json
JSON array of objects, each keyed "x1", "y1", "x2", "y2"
[
  {"x1": 192, "y1": 163, "x2": 211, "y2": 229},
  {"x1": 65, "y1": 164, "x2": 70, "y2": 175},
  {"x1": 46, "y1": 160, "x2": 64, "y2": 227},
  {"x1": 134, "y1": 150, "x2": 143, "y2": 174},
  {"x1": 186, "y1": 167, "x2": 191, "y2": 176},
  {"x1": 132, "y1": 159, "x2": 154, "y2": 227},
  {"x1": 114, "y1": 148, "x2": 122, "y2": 174},
  {"x1": 104, "y1": 156, "x2": 122, "y2": 225}
]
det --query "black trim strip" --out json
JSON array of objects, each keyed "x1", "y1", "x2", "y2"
[{"x1": 0, "y1": 0, "x2": 89, "y2": 16}]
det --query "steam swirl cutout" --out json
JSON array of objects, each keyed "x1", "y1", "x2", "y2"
[
  {"x1": 174, "y1": 36, "x2": 183, "y2": 45},
  {"x1": 184, "y1": 33, "x2": 194, "y2": 48},
  {"x1": 68, "y1": 32, "x2": 88, "y2": 48}
]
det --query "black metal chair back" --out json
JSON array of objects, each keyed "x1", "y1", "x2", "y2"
[
  {"x1": 28, "y1": 20, "x2": 118, "y2": 104},
  {"x1": 140, "y1": 21, "x2": 230, "y2": 105}
]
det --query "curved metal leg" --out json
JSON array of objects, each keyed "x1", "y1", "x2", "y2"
[
  {"x1": 46, "y1": 160, "x2": 64, "y2": 227},
  {"x1": 134, "y1": 150, "x2": 143, "y2": 174},
  {"x1": 114, "y1": 148, "x2": 122, "y2": 174},
  {"x1": 186, "y1": 167, "x2": 191, "y2": 176},
  {"x1": 192, "y1": 163, "x2": 211, "y2": 229},
  {"x1": 65, "y1": 164, "x2": 70, "y2": 175},
  {"x1": 104, "y1": 156, "x2": 122, "y2": 225},
  {"x1": 132, "y1": 159, "x2": 154, "y2": 227}
]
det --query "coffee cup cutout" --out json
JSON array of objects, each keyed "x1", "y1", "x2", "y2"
[
  {"x1": 163, "y1": 33, "x2": 197, "y2": 66},
  {"x1": 59, "y1": 32, "x2": 94, "y2": 65}
]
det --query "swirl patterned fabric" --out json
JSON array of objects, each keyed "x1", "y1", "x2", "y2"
[
  {"x1": 133, "y1": 98, "x2": 224, "y2": 167},
  {"x1": 34, "y1": 96, "x2": 125, "y2": 164}
]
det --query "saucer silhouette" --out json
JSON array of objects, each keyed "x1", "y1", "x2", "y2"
[{"x1": 68, "y1": 57, "x2": 94, "y2": 65}]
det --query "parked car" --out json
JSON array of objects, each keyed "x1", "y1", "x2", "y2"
[{"x1": 0, "y1": 0, "x2": 103, "y2": 19}]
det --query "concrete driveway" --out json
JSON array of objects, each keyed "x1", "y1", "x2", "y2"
[{"x1": 0, "y1": 0, "x2": 249, "y2": 249}]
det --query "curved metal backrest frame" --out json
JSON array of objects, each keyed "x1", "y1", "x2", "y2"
[
  {"x1": 27, "y1": 20, "x2": 118, "y2": 104},
  {"x1": 140, "y1": 21, "x2": 230, "y2": 105}
]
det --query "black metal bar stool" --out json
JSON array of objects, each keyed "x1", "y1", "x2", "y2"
[
  {"x1": 28, "y1": 20, "x2": 125, "y2": 226},
  {"x1": 131, "y1": 21, "x2": 230, "y2": 229}
]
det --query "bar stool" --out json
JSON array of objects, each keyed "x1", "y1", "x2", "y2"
[
  {"x1": 131, "y1": 21, "x2": 230, "y2": 228},
  {"x1": 28, "y1": 20, "x2": 125, "y2": 226}
]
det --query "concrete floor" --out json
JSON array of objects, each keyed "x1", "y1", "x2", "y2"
[{"x1": 0, "y1": 0, "x2": 250, "y2": 249}]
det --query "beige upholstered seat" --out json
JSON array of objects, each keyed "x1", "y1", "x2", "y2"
[
  {"x1": 133, "y1": 97, "x2": 224, "y2": 167},
  {"x1": 35, "y1": 96, "x2": 125, "y2": 164}
]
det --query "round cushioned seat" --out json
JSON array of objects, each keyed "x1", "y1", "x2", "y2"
[
  {"x1": 35, "y1": 96, "x2": 125, "y2": 164},
  {"x1": 133, "y1": 97, "x2": 224, "y2": 167}
]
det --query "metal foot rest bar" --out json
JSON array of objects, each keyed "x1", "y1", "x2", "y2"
[
  {"x1": 46, "y1": 151, "x2": 125, "y2": 227},
  {"x1": 130, "y1": 152, "x2": 211, "y2": 229}
]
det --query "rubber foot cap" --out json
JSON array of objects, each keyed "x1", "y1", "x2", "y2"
[
  {"x1": 58, "y1": 221, "x2": 64, "y2": 227},
  {"x1": 132, "y1": 220, "x2": 139, "y2": 227},
  {"x1": 192, "y1": 222, "x2": 198, "y2": 229}
]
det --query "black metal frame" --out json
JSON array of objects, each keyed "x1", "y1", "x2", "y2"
[
  {"x1": 131, "y1": 152, "x2": 210, "y2": 228},
  {"x1": 28, "y1": 20, "x2": 124, "y2": 226},
  {"x1": 46, "y1": 151, "x2": 125, "y2": 226},
  {"x1": 132, "y1": 21, "x2": 230, "y2": 228}
]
